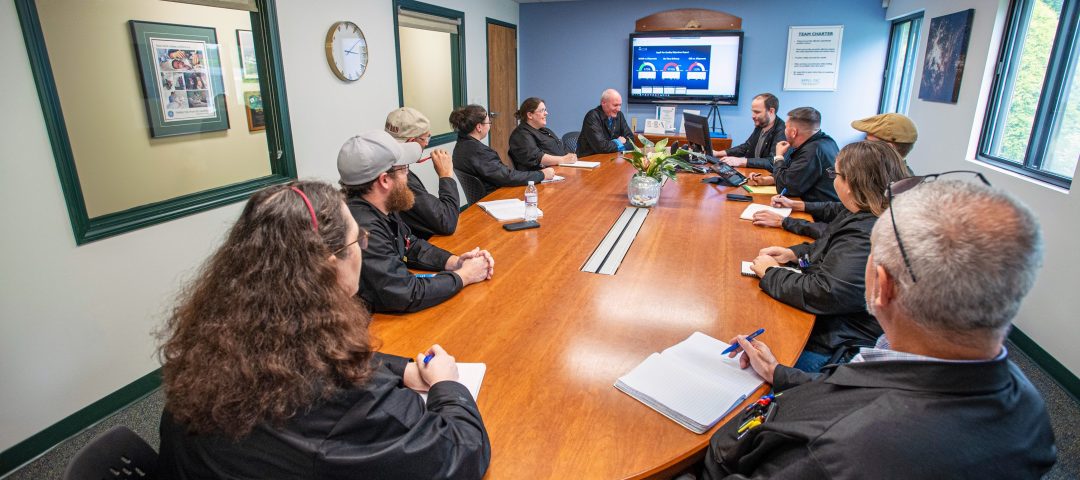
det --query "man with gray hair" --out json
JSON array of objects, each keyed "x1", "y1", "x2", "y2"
[
  {"x1": 703, "y1": 177, "x2": 1056, "y2": 478},
  {"x1": 576, "y1": 88, "x2": 634, "y2": 157}
]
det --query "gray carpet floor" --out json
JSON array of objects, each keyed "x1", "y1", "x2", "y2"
[{"x1": 4, "y1": 340, "x2": 1078, "y2": 479}]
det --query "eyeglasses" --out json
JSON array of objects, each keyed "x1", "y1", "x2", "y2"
[
  {"x1": 885, "y1": 171, "x2": 991, "y2": 283},
  {"x1": 825, "y1": 166, "x2": 844, "y2": 179},
  {"x1": 332, "y1": 227, "x2": 369, "y2": 256},
  {"x1": 388, "y1": 165, "x2": 409, "y2": 175}
]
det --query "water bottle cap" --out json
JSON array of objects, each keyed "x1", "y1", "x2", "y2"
[{"x1": 528, "y1": 181, "x2": 535, "y2": 186}]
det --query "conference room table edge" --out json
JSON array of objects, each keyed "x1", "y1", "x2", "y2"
[{"x1": 372, "y1": 152, "x2": 814, "y2": 479}]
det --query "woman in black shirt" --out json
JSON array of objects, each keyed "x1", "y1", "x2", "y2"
[
  {"x1": 450, "y1": 104, "x2": 553, "y2": 198},
  {"x1": 508, "y1": 97, "x2": 577, "y2": 171}
]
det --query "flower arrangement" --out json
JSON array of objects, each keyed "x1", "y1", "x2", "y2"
[{"x1": 622, "y1": 135, "x2": 695, "y2": 181}]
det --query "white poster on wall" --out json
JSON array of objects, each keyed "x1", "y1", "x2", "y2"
[{"x1": 783, "y1": 25, "x2": 844, "y2": 91}]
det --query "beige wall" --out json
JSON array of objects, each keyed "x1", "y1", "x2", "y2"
[
  {"x1": 399, "y1": 26, "x2": 454, "y2": 136},
  {"x1": 1, "y1": 0, "x2": 518, "y2": 455},
  {"x1": 38, "y1": 0, "x2": 269, "y2": 217}
]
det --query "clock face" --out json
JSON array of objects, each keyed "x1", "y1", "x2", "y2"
[{"x1": 326, "y1": 21, "x2": 367, "y2": 81}]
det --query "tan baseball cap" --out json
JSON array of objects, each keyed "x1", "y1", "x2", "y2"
[
  {"x1": 851, "y1": 113, "x2": 918, "y2": 143},
  {"x1": 337, "y1": 131, "x2": 422, "y2": 185},
  {"x1": 384, "y1": 107, "x2": 431, "y2": 141}
]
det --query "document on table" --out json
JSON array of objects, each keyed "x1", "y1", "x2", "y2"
[
  {"x1": 614, "y1": 332, "x2": 764, "y2": 434},
  {"x1": 558, "y1": 161, "x2": 600, "y2": 169},
  {"x1": 476, "y1": 199, "x2": 544, "y2": 222},
  {"x1": 420, "y1": 363, "x2": 487, "y2": 402},
  {"x1": 744, "y1": 185, "x2": 778, "y2": 195},
  {"x1": 542, "y1": 175, "x2": 565, "y2": 183},
  {"x1": 741, "y1": 261, "x2": 802, "y2": 277},
  {"x1": 739, "y1": 203, "x2": 792, "y2": 220}
]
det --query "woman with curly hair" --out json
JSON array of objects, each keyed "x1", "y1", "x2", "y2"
[{"x1": 156, "y1": 180, "x2": 490, "y2": 479}]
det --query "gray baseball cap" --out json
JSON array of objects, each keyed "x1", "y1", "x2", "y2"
[{"x1": 337, "y1": 130, "x2": 422, "y2": 185}]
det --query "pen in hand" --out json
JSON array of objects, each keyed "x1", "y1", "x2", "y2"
[
  {"x1": 722, "y1": 328, "x2": 766, "y2": 355},
  {"x1": 423, "y1": 352, "x2": 434, "y2": 366}
]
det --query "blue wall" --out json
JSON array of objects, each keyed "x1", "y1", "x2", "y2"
[{"x1": 519, "y1": 0, "x2": 891, "y2": 148}]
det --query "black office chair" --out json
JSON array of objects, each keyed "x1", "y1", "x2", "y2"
[
  {"x1": 63, "y1": 426, "x2": 158, "y2": 480},
  {"x1": 562, "y1": 131, "x2": 580, "y2": 153},
  {"x1": 454, "y1": 169, "x2": 488, "y2": 206}
]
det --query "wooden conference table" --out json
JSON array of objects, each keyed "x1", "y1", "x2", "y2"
[{"x1": 372, "y1": 153, "x2": 814, "y2": 479}]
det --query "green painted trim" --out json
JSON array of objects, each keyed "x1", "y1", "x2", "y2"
[
  {"x1": 1009, "y1": 326, "x2": 1080, "y2": 402},
  {"x1": 14, "y1": 0, "x2": 297, "y2": 245},
  {"x1": 393, "y1": 0, "x2": 467, "y2": 138},
  {"x1": 0, "y1": 369, "x2": 163, "y2": 476},
  {"x1": 485, "y1": 17, "x2": 516, "y2": 31}
]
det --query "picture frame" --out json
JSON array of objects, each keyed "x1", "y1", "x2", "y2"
[
  {"x1": 237, "y1": 29, "x2": 258, "y2": 80},
  {"x1": 129, "y1": 20, "x2": 230, "y2": 138},
  {"x1": 918, "y1": 9, "x2": 975, "y2": 104},
  {"x1": 245, "y1": 91, "x2": 266, "y2": 131}
]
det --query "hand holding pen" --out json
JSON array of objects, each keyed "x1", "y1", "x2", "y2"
[
  {"x1": 726, "y1": 329, "x2": 779, "y2": 384},
  {"x1": 416, "y1": 344, "x2": 459, "y2": 385}
]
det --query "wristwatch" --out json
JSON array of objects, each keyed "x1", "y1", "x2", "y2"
[{"x1": 773, "y1": 155, "x2": 785, "y2": 165}]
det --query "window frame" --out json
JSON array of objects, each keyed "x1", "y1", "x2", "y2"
[
  {"x1": 392, "y1": 0, "x2": 467, "y2": 148},
  {"x1": 15, "y1": 0, "x2": 297, "y2": 245},
  {"x1": 879, "y1": 12, "x2": 923, "y2": 114},
  {"x1": 978, "y1": 0, "x2": 1080, "y2": 189}
]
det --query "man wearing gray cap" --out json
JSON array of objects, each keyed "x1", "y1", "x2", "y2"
[
  {"x1": 385, "y1": 107, "x2": 461, "y2": 239},
  {"x1": 339, "y1": 131, "x2": 494, "y2": 313}
]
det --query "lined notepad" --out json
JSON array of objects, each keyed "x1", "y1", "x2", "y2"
[
  {"x1": 419, "y1": 363, "x2": 486, "y2": 403},
  {"x1": 739, "y1": 203, "x2": 792, "y2": 220},
  {"x1": 559, "y1": 161, "x2": 600, "y2": 169},
  {"x1": 615, "y1": 332, "x2": 764, "y2": 434},
  {"x1": 476, "y1": 199, "x2": 544, "y2": 222}
]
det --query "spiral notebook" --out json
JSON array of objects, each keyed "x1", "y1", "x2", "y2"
[{"x1": 614, "y1": 332, "x2": 764, "y2": 434}]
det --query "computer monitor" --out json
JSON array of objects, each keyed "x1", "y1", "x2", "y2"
[{"x1": 683, "y1": 112, "x2": 711, "y2": 154}]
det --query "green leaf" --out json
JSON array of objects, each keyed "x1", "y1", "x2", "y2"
[{"x1": 637, "y1": 133, "x2": 654, "y2": 148}]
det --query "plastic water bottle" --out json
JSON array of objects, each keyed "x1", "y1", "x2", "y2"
[{"x1": 524, "y1": 181, "x2": 539, "y2": 222}]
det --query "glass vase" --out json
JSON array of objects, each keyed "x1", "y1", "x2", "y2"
[{"x1": 628, "y1": 174, "x2": 661, "y2": 207}]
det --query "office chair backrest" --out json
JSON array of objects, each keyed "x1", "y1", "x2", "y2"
[
  {"x1": 562, "y1": 131, "x2": 580, "y2": 153},
  {"x1": 454, "y1": 169, "x2": 488, "y2": 206},
  {"x1": 63, "y1": 426, "x2": 158, "y2": 480}
]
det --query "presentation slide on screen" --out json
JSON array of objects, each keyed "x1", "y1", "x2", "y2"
[{"x1": 630, "y1": 36, "x2": 739, "y2": 98}]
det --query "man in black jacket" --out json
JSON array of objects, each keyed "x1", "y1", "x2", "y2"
[
  {"x1": 338, "y1": 131, "x2": 493, "y2": 313},
  {"x1": 576, "y1": 88, "x2": 634, "y2": 157},
  {"x1": 384, "y1": 107, "x2": 461, "y2": 239},
  {"x1": 704, "y1": 179, "x2": 1056, "y2": 479},
  {"x1": 747, "y1": 107, "x2": 839, "y2": 204},
  {"x1": 715, "y1": 93, "x2": 786, "y2": 171}
]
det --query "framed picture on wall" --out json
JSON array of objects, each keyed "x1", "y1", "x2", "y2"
[
  {"x1": 918, "y1": 9, "x2": 975, "y2": 104},
  {"x1": 130, "y1": 20, "x2": 230, "y2": 138},
  {"x1": 244, "y1": 91, "x2": 265, "y2": 131},
  {"x1": 237, "y1": 29, "x2": 258, "y2": 80}
]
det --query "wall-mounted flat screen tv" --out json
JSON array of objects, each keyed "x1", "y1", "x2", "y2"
[{"x1": 628, "y1": 30, "x2": 743, "y2": 105}]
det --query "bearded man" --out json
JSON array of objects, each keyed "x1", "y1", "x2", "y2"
[{"x1": 338, "y1": 131, "x2": 494, "y2": 313}]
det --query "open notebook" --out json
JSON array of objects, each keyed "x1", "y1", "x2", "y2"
[
  {"x1": 419, "y1": 363, "x2": 486, "y2": 403},
  {"x1": 615, "y1": 332, "x2": 764, "y2": 434},
  {"x1": 476, "y1": 199, "x2": 544, "y2": 222}
]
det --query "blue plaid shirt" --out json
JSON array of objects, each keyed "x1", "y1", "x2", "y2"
[{"x1": 850, "y1": 335, "x2": 1007, "y2": 364}]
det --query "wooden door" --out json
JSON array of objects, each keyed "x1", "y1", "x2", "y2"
[{"x1": 486, "y1": 20, "x2": 517, "y2": 166}]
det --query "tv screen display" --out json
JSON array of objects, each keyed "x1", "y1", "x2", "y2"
[{"x1": 628, "y1": 31, "x2": 743, "y2": 105}]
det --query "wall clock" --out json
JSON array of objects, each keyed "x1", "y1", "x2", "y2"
[{"x1": 325, "y1": 21, "x2": 367, "y2": 81}]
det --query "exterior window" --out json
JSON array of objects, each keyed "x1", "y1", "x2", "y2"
[
  {"x1": 394, "y1": 0, "x2": 466, "y2": 146},
  {"x1": 880, "y1": 13, "x2": 923, "y2": 114},
  {"x1": 979, "y1": 0, "x2": 1079, "y2": 187}
]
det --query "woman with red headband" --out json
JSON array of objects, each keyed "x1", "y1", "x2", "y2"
[{"x1": 156, "y1": 180, "x2": 490, "y2": 479}]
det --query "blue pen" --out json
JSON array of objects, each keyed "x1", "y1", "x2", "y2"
[
  {"x1": 779, "y1": 187, "x2": 788, "y2": 197},
  {"x1": 423, "y1": 353, "x2": 434, "y2": 366},
  {"x1": 722, "y1": 328, "x2": 766, "y2": 355},
  {"x1": 416, "y1": 273, "x2": 436, "y2": 278}
]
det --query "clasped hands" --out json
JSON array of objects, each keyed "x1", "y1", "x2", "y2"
[
  {"x1": 445, "y1": 247, "x2": 495, "y2": 285},
  {"x1": 749, "y1": 246, "x2": 796, "y2": 277}
]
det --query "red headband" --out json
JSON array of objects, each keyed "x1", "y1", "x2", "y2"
[{"x1": 289, "y1": 186, "x2": 318, "y2": 232}]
